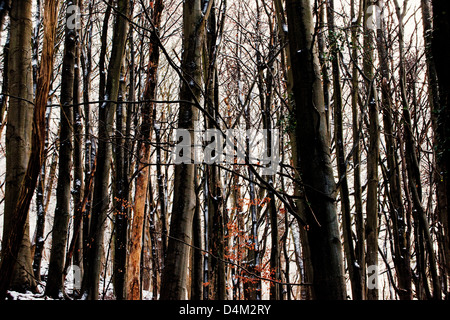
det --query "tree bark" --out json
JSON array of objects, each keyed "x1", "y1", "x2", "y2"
[
  {"x1": 126, "y1": 0, "x2": 163, "y2": 300},
  {"x1": 327, "y1": 0, "x2": 363, "y2": 300},
  {"x1": 81, "y1": 0, "x2": 129, "y2": 300},
  {"x1": 191, "y1": 181, "x2": 203, "y2": 300},
  {"x1": 350, "y1": 0, "x2": 367, "y2": 299},
  {"x1": 274, "y1": 0, "x2": 313, "y2": 300},
  {"x1": 204, "y1": 1, "x2": 226, "y2": 300},
  {"x1": 80, "y1": 0, "x2": 94, "y2": 276},
  {"x1": 285, "y1": 0, "x2": 346, "y2": 300},
  {"x1": 377, "y1": 0, "x2": 412, "y2": 300},
  {"x1": 431, "y1": 0, "x2": 450, "y2": 296},
  {"x1": 363, "y1": 0, "x2": 380, "y2": 300},
  {"x1": 160, "y1": 0, "x2": 204, "y2": 300},
  {"x1": 0, "y1": 0, "x2": 57, "y2": 299},
  {"x1": 112, "y1": 48, "x2": 128, "y2": 300},
  {"x1": 45, "y1": 0, "x2": 77, "y2": 298},
  {"x1": 1, "y1": 0, "x2": 36, "y2": 295},
  {"x1": 71, "y1": 39, "x2": 84, "y2": 287}
]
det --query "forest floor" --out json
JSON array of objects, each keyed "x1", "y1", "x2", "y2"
[{"x1": 4, "y1": 262, "x2": 154, "y2": 300}]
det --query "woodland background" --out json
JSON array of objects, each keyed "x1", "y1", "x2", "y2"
[{"x1": 0, "y1": 0, "x2": 449, "y2": 300}]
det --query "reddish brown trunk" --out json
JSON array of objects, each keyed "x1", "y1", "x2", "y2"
[
  {"x1": 0, "y1": 0, "x2": 58, "y2": 299},
  {"x1": 125, "y1": 0, "x2": 164, "y2": 300}
]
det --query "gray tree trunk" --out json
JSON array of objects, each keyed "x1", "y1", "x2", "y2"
[
  {"x1": 363, "y1": 0, "x2": 380, "y2": 300},
  {"x1": 160, "y1": 0, "x2": 204, "y2": 300},
  {"x1": 2, "y1": 0, "x2": 36, "y2": 293},
  {"x1": 45, "y1": 0, "x2": 77, "y2": 298},
  {"x1": 0, "y1": 0, "x2": 57, "y2": 299},
  {"x1": 285, "y1": 0, "x2": 346, "y2": 300},
  {"x1": 327, "y1": 0, "x2": 363, "y2": 300},
  {"x1": 81, "y1": 0, "x2": 129, "y2": 300}
]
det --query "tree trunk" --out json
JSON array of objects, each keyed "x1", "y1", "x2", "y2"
[
  {"x1": 80, "y1": 0, "x2": 94, "y2": 276},
  {"x1": 431, "y1": 0, "x2": 450, "y2": 297},
  {"x1": 113, "y1": 57, "x2": 128, "y2": 301},
  {"x1": 350, "y1": 0, "x2": 366, "y2": 299},
  {"x1": 191, "y1": 181, "x2": 203, "y2": 300},
  {"x1": 285, "y1": 0, "x2": 346, "y2": 300},
  {"x1": 363, "y1": 0, "x2": 380, "y2": 300},
  {"x1": 160, "y1": 0, "x2": 204, "y2": 300},
  {"x1": 421, "y1": 1, "x2": 448, "y2": 293},
  {"x1": 45, "y1": 0, "x2": 77, "y2": 298},
  {"x1": 274, "y1": 0, "x2": 313, "y2": 300},
  {"x1": 394, "y1": 0, "x2": 441, "y2": 299},
  {"x1": 244, "y1": 112, "x2": 262, "y2": 300},
  {"x1": 70, "y1": 40, "x2": 84, "y2": 287},
  {"x1": 327, "y1": 0, "x2": 363, "y2": 300},
  {"x1": 204, "y1": 1, "x2": 225, "y2": 300},
  {"x1": 377, "y1": 0, "x2": 412, "y2": 300},
  {"x1": 1, "y1": 0, "x2": 36, "y2": 295},
  {"x1": 81, "y1": 0, "x2": 129, "y2": 300},
  {"x1": 125, "y1": 0, "x2": 163, "y2": 300},
  {"x1": 0, "y1": 0, "x2": 57, "y2": 299}
]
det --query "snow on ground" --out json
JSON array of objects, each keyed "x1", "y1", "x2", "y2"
[
  {"x1": 5, "y1": 261, "x2": 154, "y2": 300},
  {"x1": 6, "y1": 290, "x2": 53, "y2": 300}
]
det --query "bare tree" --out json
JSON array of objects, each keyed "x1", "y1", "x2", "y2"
[
  {"x1": 160, "y1": 0, "x2": 206, "y2": 300},
  {"x1": 0, "y1": 0, "x2": 58, "y2": 299},
  {"x1": 81, "y1": 0, "x2": 130, "y2": 300},
  {"x1": 1, "y1": 0, "x2": 39, "y2": 296},
  {"x1": 46, "y1": 0, "x2": 78, "y2": 298},
  {"x1": 285, "y1": 0, "x2": 346, "y2": 300}
]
